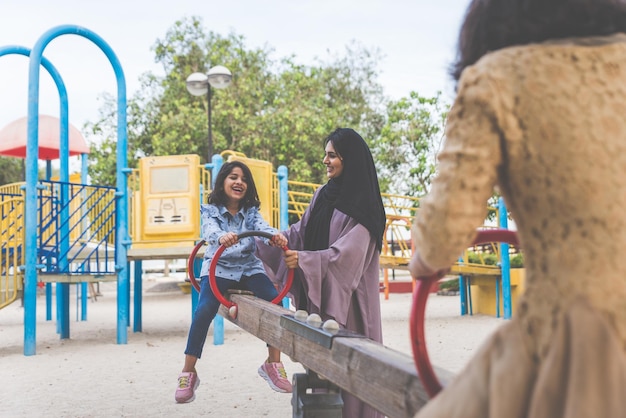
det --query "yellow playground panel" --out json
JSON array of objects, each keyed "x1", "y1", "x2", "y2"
[
  {"x1": 0, "y1": 193, "x2": 24, "y2": 309},
  {"x1": 468, "y1": 268, "x2": 526, "y2": 316},
  {"x1": 132, "y1": 154, "x2": 202, "y2": 249},
  {"x1": 222, "y1": 151, "x2": 279, "y2": 227},
  {"x1": 129, "y1": 152, "x2": 279, "y2": 253}
]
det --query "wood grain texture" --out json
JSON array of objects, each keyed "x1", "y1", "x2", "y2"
[{"x1": 219, "y1": 293, "x2": 455, "y2": 418}]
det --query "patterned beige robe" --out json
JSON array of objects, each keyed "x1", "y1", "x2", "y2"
[{"x1": 413, "y1": 34, "x2": 626, "y2": 418}]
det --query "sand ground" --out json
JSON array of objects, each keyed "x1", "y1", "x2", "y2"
[{"x1": 0, "y1": 273, "x2": 505, "y2": 417}]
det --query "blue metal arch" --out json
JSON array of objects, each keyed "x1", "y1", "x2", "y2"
[
  {"x1": 0, "y1": 44, "x2": 76, "y2": 352},
  {"x1": 0, "y1": 46, "x2": 69, "y2": 158},
  {"x1": 24, "y1": 25, "x2": 129, "y2": 355}
]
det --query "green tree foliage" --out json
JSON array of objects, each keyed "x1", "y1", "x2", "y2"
[
  {"x1": 86, "y1": 16, "x2": 387, "y2": 186},
  {"x1": 375, "y1": 92, "x2": 449, "y2": 196},
  {"x1": 0, "y1": 156, "x2": 24, "y2": 186}
]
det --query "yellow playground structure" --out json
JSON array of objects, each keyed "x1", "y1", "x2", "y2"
[{"x1": 0, "y1": 151, "x2": 522, "y2": 341}]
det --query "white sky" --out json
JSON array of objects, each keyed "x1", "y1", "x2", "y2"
[{"x1": 0, "y1": 0, "x2": 469, "y2": 138}]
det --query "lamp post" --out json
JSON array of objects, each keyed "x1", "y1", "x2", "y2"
[{"x1": 186, "y1": 65, "x2": 232, "y2": 161}]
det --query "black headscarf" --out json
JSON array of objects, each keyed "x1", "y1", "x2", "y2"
[{"x1": 304, "y1": 128, "x2": 386, "y2": 252}]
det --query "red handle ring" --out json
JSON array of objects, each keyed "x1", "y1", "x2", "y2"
[
  {"x1": 410, "y1": 228, "x2": 520, "y2": 398},
  {"x1": 187, "y1": 231, "x2": 294, "y2": 309}
]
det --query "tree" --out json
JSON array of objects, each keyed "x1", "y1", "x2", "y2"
[
  {"x1": 85, "y1": 16, "x2": 386, "y2": 186},
  {"x1": 0, "y1": 156, "x2": 24, "y2": 186},
  {"x1": 374, "y1": 91, "x2": 449, "y2": 196}
]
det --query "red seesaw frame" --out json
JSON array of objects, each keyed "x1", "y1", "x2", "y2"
[
  {"x1": 187, "y1": 230, "x2": 294, "y2": 312},
  {"x1": 410, "y1": 228, "x2": 520, "y2": 398}
]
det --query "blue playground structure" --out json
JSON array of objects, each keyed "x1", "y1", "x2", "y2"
[{"x1": 0, "y1": 25, "x2": 129, "y2": 355}]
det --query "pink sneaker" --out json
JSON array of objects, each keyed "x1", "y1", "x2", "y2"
[
  {"x1": 258, "y1": 361, "x2": 293, "y2": 393},
  {"x1": 175, "y1": 372, "x2": 200, "y2": 403}
]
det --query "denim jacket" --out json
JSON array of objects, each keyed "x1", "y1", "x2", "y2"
[{"x1": 199, "y1": 204, "x2": 278, "y2": 281}]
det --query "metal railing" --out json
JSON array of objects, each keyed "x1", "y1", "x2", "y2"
[
  {"x1": 284, "y1": 181, "x2": 420, "y2": 265},
  {"x1": 0, "y1": 154, "x2": 506, "y2": 312},
  {"x1": 0, "y1": 193, "x2": 24, "y2": 309},
  {"x1": 283, "y1": 181, "x2": 503, "y2": 271},
  {"x1": 37, "y1": 180, "x2": 117, "y2": 275}
]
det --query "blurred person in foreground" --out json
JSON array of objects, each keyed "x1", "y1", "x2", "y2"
[{"x1": 410, "y1": 0, "x2": 626, "y2": 417}]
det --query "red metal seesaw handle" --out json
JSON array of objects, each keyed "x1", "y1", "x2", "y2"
[
  {"x1": 410, "y1": 228, "x2": 520, "y2": 398},
  {"x1": 187, "y1": 231, "x2": 294, "y2": 308}
]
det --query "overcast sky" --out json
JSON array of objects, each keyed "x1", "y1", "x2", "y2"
[{"x1": 0, "y1": 0, "x2": 469, "y2": 138}]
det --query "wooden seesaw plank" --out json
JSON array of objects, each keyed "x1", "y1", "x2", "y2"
[{"x1": 219, "y1": 293, "x2": 455, "y2": 418}]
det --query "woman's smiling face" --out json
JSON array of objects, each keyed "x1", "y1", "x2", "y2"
[{"x1": 323, "y1": 141, "x2": 344, "y2": 179}]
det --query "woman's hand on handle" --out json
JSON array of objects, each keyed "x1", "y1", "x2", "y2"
[
  {"x1": 270, "y1": 233, "x2": 288, "y2": 248},
  {"x1": 284, "y1": 249, "x2": 299, "y2": 269}
]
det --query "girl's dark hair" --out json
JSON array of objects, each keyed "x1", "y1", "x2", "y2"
[
  {"x1": 208, "y1": 161, "x2": 261, "y2": 210},
  {"x1": 451, "y1": 0, "x2": 626, "y2": 83}
]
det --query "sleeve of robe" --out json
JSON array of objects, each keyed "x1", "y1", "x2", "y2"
[
  {"x1": 257, "y1": 189, "x2": 382, "y2": 342},
  {"x1": 412, "y1": 65, "x2": 501, "y2": 272}
]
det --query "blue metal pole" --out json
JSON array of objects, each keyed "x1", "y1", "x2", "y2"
[
  {"x1": 26, "y1": 25, "x2": 128, "y2": 351},
  {"x1": 210, "y1": 154, "x2": 224, "y2": 345},
  {"x1": 211, "y1": 154, "x2": 223, "y2": 186},
  {"x1": 193, "y1": 182, "x2": 204, "y2": 316},
  {"x1": 498, "y1": 197, "x2": 512, "y2": 319},
  {"x1": 25, "y1": 44, "x2": 43, "y2": 354},
  {"x1": 277, "y1": 165, "x2": 290, "y2": 309},
  {"x1": 46, "y1": 283, "x2": 52, "y2": 321},
  {"x1": 457, "y1": 257, "x2": 467, "y2": 315},
  {"x1": 0, "y1": 44, "x2": 68, "y2": 355},
  {"x1": 133, "y1": 260, "x2": 142, "y2": 332},
  {"x1": 192, "y1": 258, "x2": 201, "y2": 314},
  {"x1": 45, "y1": 161, "x2": 54, "y2": 323},
  {"x1": 277, "y1": 165, "x2": 289, "y2": 231},
  {"x1": 126, "y1": 261, "x2": 131, "y2": 327},
  {"x1": 57, "y1": 63, "x2": 71, "y2": 338},
  {"x1": 58, "y1": 173, "x2": 70, "y2": 337},
  {"x1": 80, "y1": 153, "x2": 89, "y2": 321},
  {"x1": 459, "y1": 277, "x2": 467, "y2": 315},
  {"x1": 80, "y1": 282, "x2": 88, "y2": 320}
]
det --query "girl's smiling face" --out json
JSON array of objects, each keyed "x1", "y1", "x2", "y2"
[
  {"x1": 224, "y1": 167, "x2": 248, "y2": 205},
  {"x1": 323, "y1": 141, "x2": 344, "y2": 179}
]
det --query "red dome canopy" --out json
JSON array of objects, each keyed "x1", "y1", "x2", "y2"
[{"x1": 0, "y1": 114, "x2": 90, "y2": 160}]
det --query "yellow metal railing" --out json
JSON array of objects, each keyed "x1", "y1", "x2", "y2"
[
  {"x1": 455, "y1": 225, "x2": 511, "y2": 275},
  {"x1": 0, "y1": 182, "x2": 25, "y2": 196},
  {"x1": 0, "y1": 195, "x2": 24, "y2": 309},
  {"x1": 284, "y1": 182, "x2": 420, "y2": 267},
  {"x1": 283, "y1": 181, "x2": 503, "y2": 273},
  {"x1": 285, "y1": 180, "x2": 322, "y2": 220},
  {"x1": 270, "y1": 172, "x2": 280, "y2": 228}
]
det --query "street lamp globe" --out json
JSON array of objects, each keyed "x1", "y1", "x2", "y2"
[
  {"x1": 185, "y1": 72, "x2": 209, "y2": 96},
  {"x1": 185, "y1": 65, "x2": 232, "y2": 163},
  {"x1": 207, "y1": 65, "x2": 232, "y2": 89}
]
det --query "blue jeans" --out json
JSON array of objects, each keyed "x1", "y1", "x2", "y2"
[{"x1": 184, "y1": 273, "x2": 279, "y2": 358}]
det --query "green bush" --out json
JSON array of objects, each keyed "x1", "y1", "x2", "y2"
[
  {"x1": 466, "y1": 250, "x2": 524, "y2": 267},
  {"x1": 439, "y1": 278, "x2": 459, "y2": 291},
  {"x1": 510, "y1": 253, "x2": 524, "y2": 268},
  {"x1": 467, "y1": 251, "x2": 499, "y2": 265},
  {"x1": 467, "y1": 251, "x2": 481, "y2": 264}
]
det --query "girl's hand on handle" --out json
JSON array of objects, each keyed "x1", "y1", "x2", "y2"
[
  {"x1": 284, "y1": 249, "x2": 299, "y2": 269},
  {"x1": 270, "y1": 233, "x2": 288, "y2": 248},
  {"x1": 219, "y1": 232, "x2": 239, "y2": 248}
]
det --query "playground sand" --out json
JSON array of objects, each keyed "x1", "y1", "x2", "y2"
[{"x1": 0, "y1": 274, "x2": 505, "y2": 417}]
